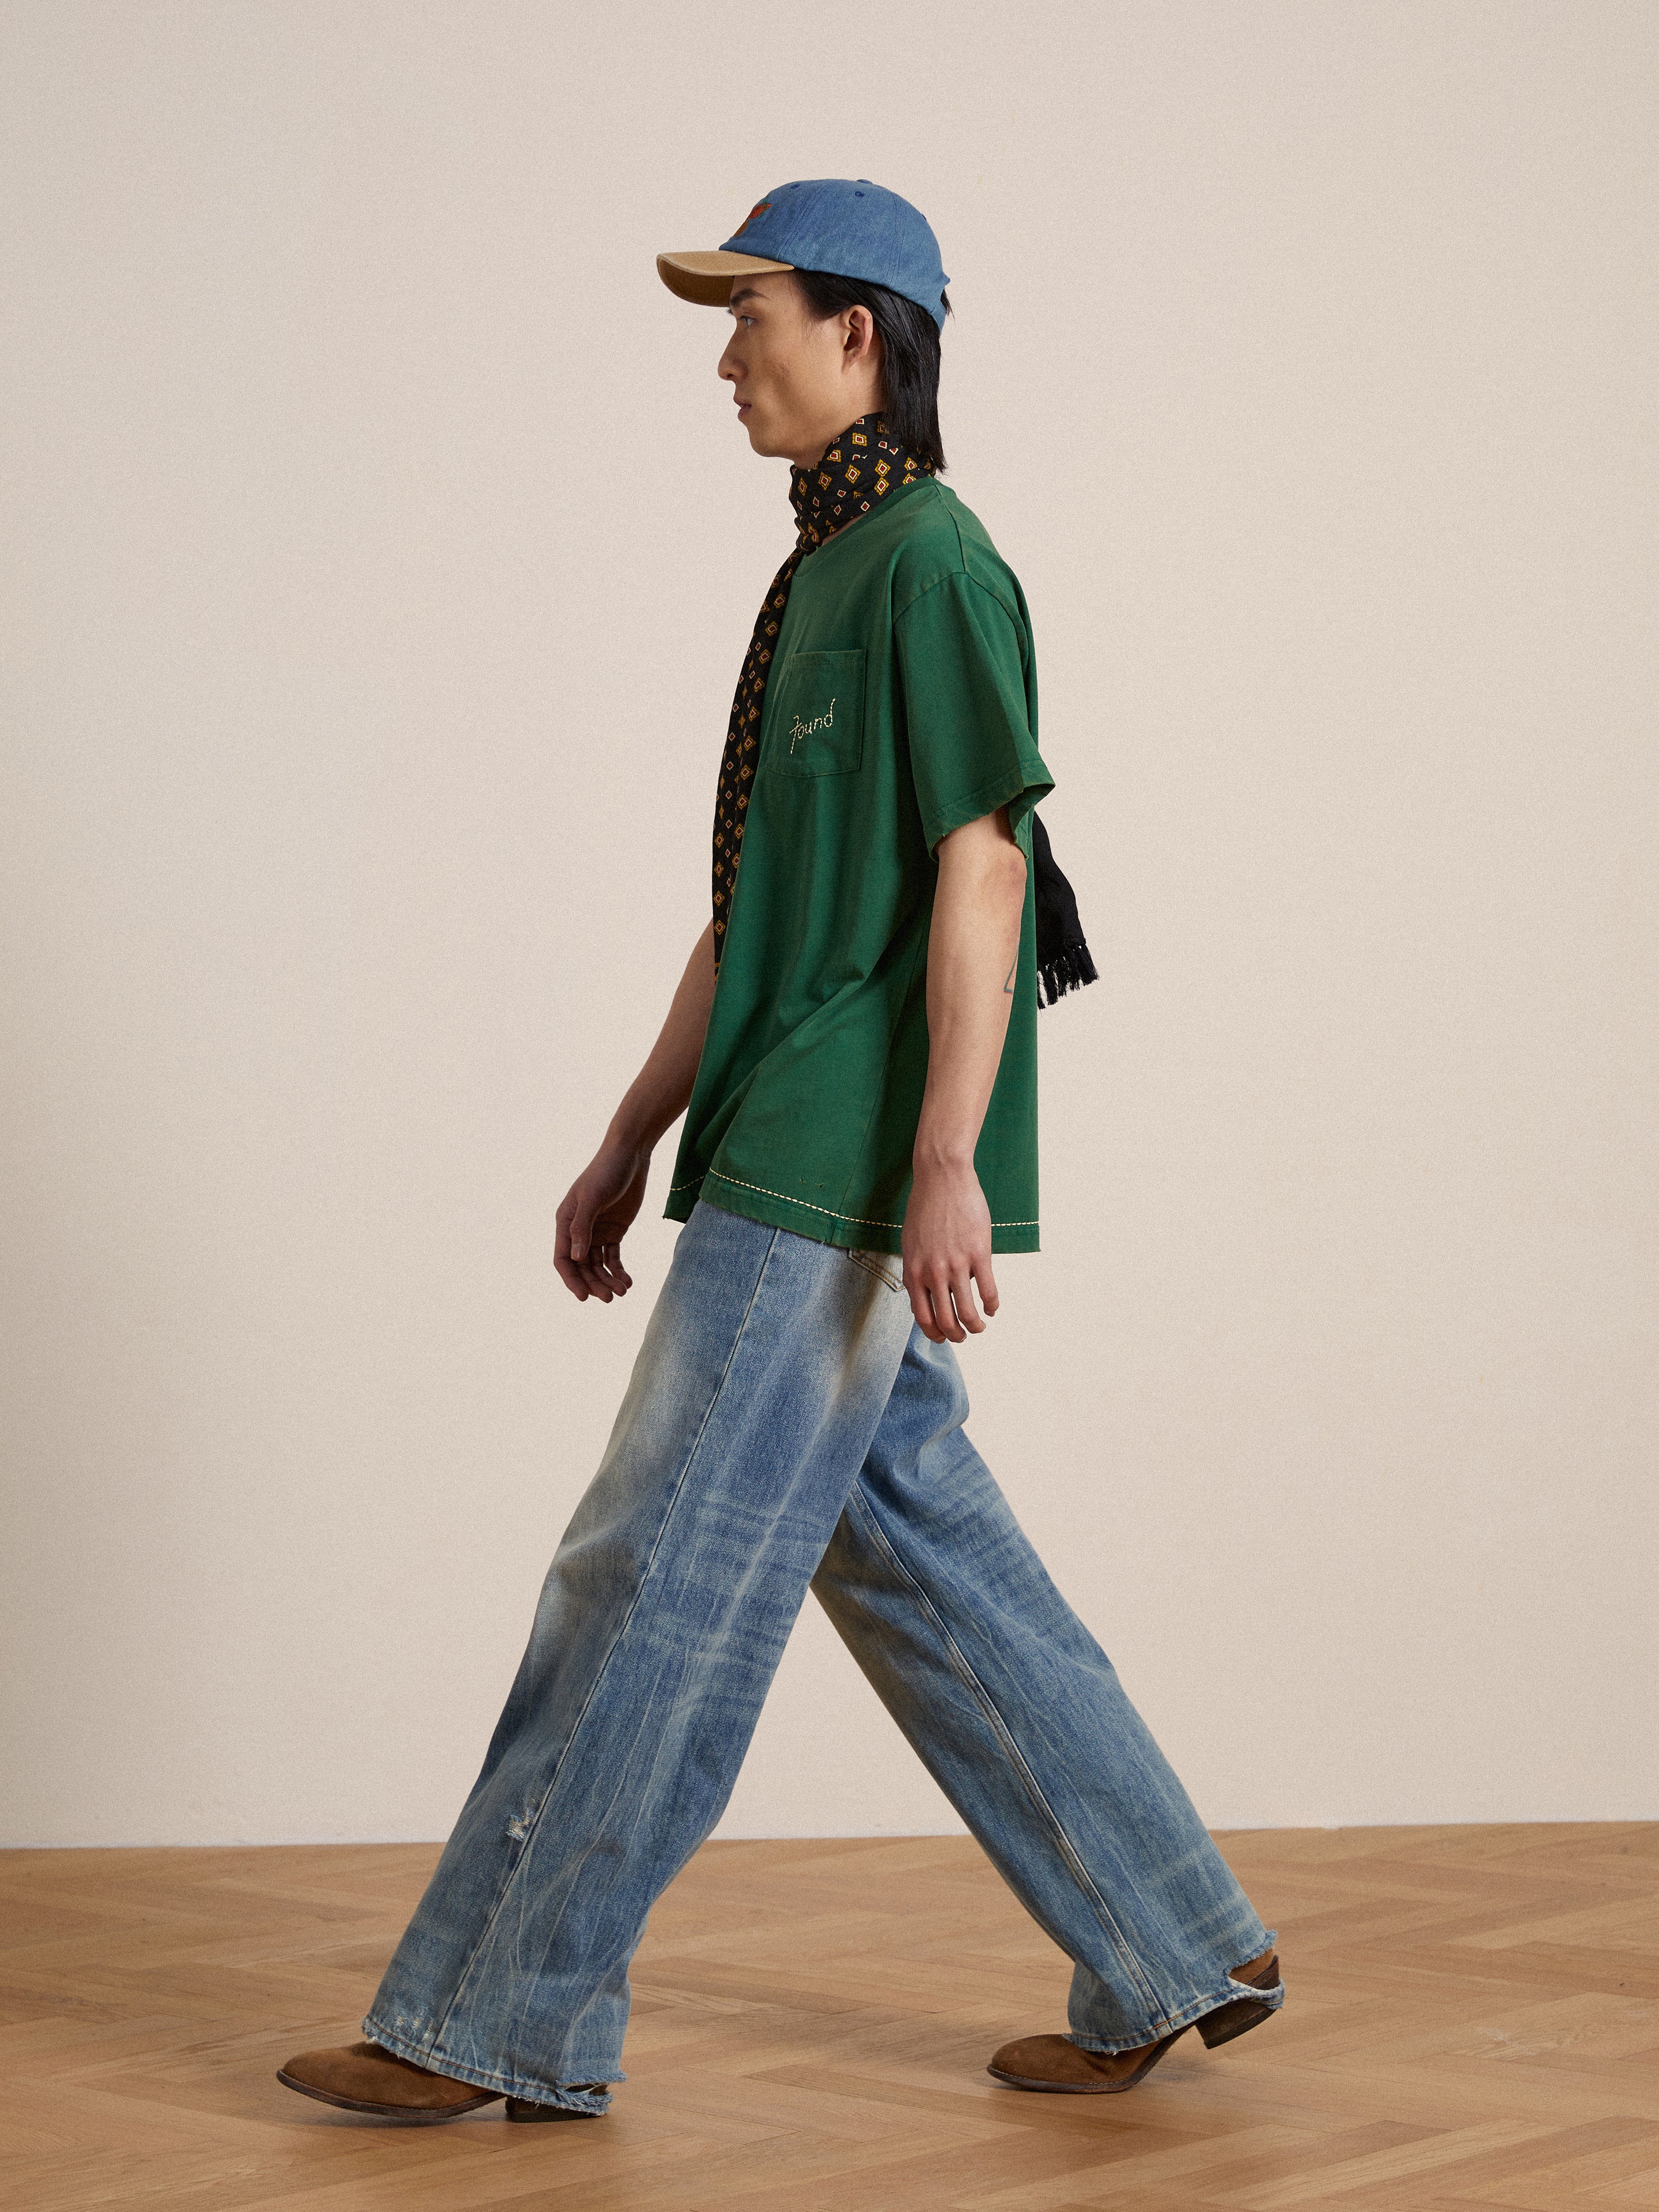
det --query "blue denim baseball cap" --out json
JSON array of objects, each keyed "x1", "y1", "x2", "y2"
[{"x1": 657, "y1": 179, "x2": 950, "y2": 331}]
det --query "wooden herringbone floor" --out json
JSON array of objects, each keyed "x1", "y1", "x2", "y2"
[{"x1": 2, "y1": 1825, "x2": 1656, "y2": 2209}]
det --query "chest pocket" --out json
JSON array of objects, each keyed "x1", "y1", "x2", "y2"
[{"x1": 768, "y1": 649, "x2": 866, "y2": 778}]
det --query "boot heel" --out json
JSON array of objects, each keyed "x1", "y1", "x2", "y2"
[
  {"x1": 1196, "y1": 1994, "x2": 1274, "y2": 2048},
  {"x1": 1195, "y1": 1952, "x2": 1282, "y2": 2050}
]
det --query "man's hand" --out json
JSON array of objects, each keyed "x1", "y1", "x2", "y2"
[
  {"x1": 554, "y1": 1138, "x2": 651, "y2": 1302},
  {"x1": 902, "y1": 1156, "x2": 1000, "y2": 1343},
  {"x1": 555, "y1": 918, "x2": 719, "y2": 1309}
]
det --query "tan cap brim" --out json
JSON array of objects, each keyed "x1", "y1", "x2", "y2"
[{"x1": 657, "y1": 248, "x2": 796, "y2": 308}]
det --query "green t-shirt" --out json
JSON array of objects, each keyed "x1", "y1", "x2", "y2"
[{"x1": 663, "y1": 475, "x2": 1055, "y2": 1256}]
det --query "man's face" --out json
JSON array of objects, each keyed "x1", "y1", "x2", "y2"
[{"x1": 717, "y1": 271, "x2": 876, "y2": 467}]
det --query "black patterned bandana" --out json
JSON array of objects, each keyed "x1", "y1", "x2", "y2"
[
  {"x1": 711, "y1": 414, "x2": 930, "y2": 959},
  {"x1": 711, "y1": 411, "x2": 1096, "y2": 1006}
]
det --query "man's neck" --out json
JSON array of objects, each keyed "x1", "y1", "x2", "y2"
[{"x1": 787, "y1": 406, "x2": 884, "y2": 474}]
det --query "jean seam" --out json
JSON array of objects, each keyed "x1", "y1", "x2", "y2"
[
  {"x1": 422, "y1": 1223, "x2": 786, "y2": 2056},
  {"x1": 842, "y1": 1480, "x2": 1166, "y2": 2024},
  {"x1": 846, "y1": 1248, "x2": 903, "y2": 1293}
]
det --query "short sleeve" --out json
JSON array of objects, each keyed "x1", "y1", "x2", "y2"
[{"x1": 895, "y1": 571, "x2": 1055, "y2": 855}]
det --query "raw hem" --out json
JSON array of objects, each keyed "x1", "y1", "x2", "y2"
[
  {"x1": 1067, "y1": 1939, "x2": 1284, "y2": 2055},
  {"x1": 665, "y1": 1173, "x2": 1040, "y2": 1255},
  {"x1": 362, "y1": 2014, "x2": 618, "y2": 2113}
]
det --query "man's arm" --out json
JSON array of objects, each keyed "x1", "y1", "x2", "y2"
[
  {"x1": 554, "y1": 919, "x2": 718, "y2": 1303},
  {"x1": 904, "y1": 805, "x2": 1028, "y2": 1344}
]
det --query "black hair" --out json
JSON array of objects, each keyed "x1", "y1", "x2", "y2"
[{"x1": 790, "y1": 268, "x2": 952, "y2": 474}]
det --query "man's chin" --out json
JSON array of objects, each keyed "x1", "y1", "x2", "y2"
[{"x1": 741, "y1": 417, "x2": 789, "y2": 460}]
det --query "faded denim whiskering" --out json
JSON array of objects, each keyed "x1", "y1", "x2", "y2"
[{"x1": 364, "y1": 1198, "x2": 1279, "y2": 2107}]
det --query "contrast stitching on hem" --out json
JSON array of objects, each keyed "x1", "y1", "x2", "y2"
[
  {"x1": 702, "y1": 1168, "x2": 1036, "y2": 1233},
  {"x1": 842, "y1": 1482, "x2": 1166, "y2": 2024},
  {"x1": 709, "y1": 1171, "x2": 897, "y2": 1228}
]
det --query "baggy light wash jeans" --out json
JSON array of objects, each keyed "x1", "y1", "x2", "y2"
[{"x1": 363, "y1": 1198, "x2": 1281, "y2": 2112}]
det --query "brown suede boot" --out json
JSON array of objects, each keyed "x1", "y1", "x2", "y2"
[
  {"x1": 987, "y1": 1948, "x2": 1282, "y2": 2094},
  {"x1": 276, "y1": 2040, "x2": 503, "y2": 2122},
  {"x1": 505, "y1": 2094, "x2": 605, "y2": 2122}
]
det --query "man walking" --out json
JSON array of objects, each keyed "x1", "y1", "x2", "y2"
[{"x1": 278, "y1": 179, "x2": 1282, "y2": 2125}]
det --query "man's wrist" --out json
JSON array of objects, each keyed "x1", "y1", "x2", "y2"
[
  {"x1": 912, "y1": 1129, "x2": 978, "y2": 1175},
  {"x1": 605, "y1": 1105, "x2": 660, "y2": 1157}
]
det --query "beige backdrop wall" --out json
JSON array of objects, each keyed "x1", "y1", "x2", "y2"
[{"x1": 4, "y1": 1, "x2": 1654, "y2": 1847}]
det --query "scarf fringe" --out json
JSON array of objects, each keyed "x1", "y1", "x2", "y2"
[{"x1": 1036, "y1": 940, "x2": 1100, "y2": 1009}]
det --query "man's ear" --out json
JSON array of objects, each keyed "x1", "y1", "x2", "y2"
[{"x1": 844, "y1": 305, "x2": 879, "y2": 363}]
